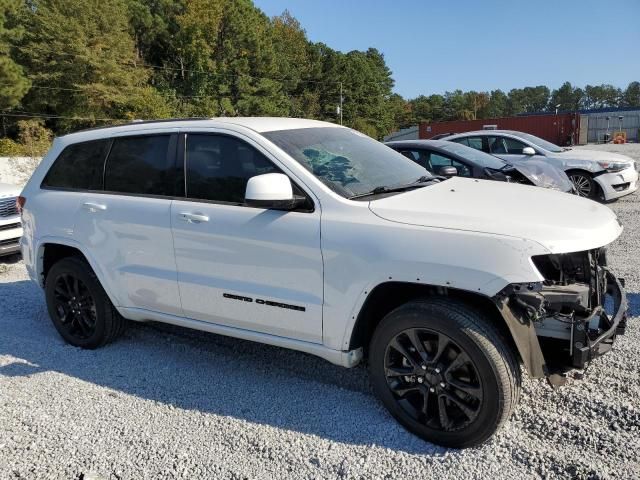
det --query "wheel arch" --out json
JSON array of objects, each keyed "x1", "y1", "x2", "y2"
[
  {"x1": 37, "y1": 239, "x2": 121, "y2": 308},
  {"x1": 348, "y1": 281, "x2": 523, "y2": 370}
]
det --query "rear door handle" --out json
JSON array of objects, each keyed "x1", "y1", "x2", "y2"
[
  {"x1": 180, "y1": 212, "x2": 209, "y2": 223},
  {"x1": 83, "y1": 202, "x2": 107, "y2": 212}
]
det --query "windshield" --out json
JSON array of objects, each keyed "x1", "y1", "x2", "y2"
[
  {"x1": 438, "y1": 142, "x2": 506, "y2": 170},
  {"x1": 507, "y1": 131, "x2": 563, "y2": 153},
  {"x1": 263, "y1": 127, "x2": 431, "y2": 197}
]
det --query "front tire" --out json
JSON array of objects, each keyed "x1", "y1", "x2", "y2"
[
  {"x1": 45, "y1": 256, "x2": 125, "y2": 349},
  {"x1": 369, "y1": 298, "x2": 521, "y2": 448},
  {"x1": 568, "y1": 171, "x2": 597, "y2": 199}
]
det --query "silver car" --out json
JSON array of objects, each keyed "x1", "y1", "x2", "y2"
[{"x1": 445, "y1": 130, "x2": 638, "y2": 200}]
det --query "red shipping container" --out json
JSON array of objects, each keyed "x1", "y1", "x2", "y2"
[{"x1": 420, "y1": 113, "x2": 580, "y2": 146}]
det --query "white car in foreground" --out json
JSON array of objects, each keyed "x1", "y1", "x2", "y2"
[
  {"x1": 19, "y1": 118, "x2": 628, "y2": 448},
  {"x1": 0, "y1": 182, "x2": 23, "y2": 257},
  {"x1": 445, "y1": 130, "x2": 638, "y2": 200}
]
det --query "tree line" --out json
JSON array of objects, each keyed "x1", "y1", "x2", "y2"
[{"x1": 0, "y1": 0, "x2": 639, "y2": 152}]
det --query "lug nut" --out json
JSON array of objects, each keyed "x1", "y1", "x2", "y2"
[
  {"x1": 417, "y1": 377, "x2": 423, "y2": 383},
  {"x1": 440, "y1": 382, "x2": 446, "y2": 388},
  {"x1": 421, "y1": 365, "x2": 427, "y2": 370},
  {"x1": 429, "y1": 387, "x2": 435, "y2": 393},
  {"x1": 434, "y1": 368, "x2": 441, "y2": 374}
]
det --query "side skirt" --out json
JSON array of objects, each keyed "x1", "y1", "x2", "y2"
[{"x1": 118, "y1": 307, "x2": 363, "y2": 368}]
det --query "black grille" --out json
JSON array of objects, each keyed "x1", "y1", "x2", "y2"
[
  {"x1": 0, "y1": 197, "x2": 18, "y2": 217},
  {"x1": 0, "y1": 222, "x2": 21, "y2": 231}
]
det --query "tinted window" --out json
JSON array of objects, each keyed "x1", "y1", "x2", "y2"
[
  {"x1": 454, "y1": 136, "x2": 484, "y2": 151},
  {"x1": 398, "y1": 149, "x2": 471, "y2": 177},
  {"x1": 42, "y1": 140, "x2": 109, "y2": 190},
  {"x1": 428, "y1": 153, "x2": 472, "y2": 177},
  {"x1": 439, "y1": 142, "x2": 506, "y2": 170},
  {"x1": 487, "y1": 137, "x2": 504, "y2": 154},
  {"x1": 104, "y1": 135, "x2": 174, "y2": 196},
  {"x1": 398, "y1": 149, "x2": 430, "y2": 169},
  {"x1": 186, "y1": 134, "x2": 280, "y2": 203},
  {"x1": 503, "y1": 137, "x2": 527, "y2": 154}
]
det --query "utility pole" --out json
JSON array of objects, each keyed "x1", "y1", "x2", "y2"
[{"x1": 339, "y1": 82, "x2": 343, "y2": 125}]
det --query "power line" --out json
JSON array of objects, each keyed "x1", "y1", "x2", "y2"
[{"x1": 0, "y1": 110, "x2": 118, "y2": 122}]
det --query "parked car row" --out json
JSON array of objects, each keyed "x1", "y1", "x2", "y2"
[
  {"x1": 10, "y1": 118, "x2": 632, "y2": 449},
  {"x1": 385, "y1": 139, "x2": 575, "y2": 193},
  {"x1": 424, "y1": 130, "x2": 638, "y2": 200}
]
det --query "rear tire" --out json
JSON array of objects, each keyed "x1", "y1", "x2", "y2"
[
  {"x1": 368, "y1": 298, "x2": 521, "y2": 448},
  {"x1": 45, "y1": 256, "x2": 125, "y2": 349}
]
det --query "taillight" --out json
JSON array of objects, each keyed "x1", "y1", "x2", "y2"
[{"x1": 16, "y1": 196, "x2": 26, "y2": 215}]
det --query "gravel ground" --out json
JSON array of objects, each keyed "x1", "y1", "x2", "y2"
[{"x1": 1, "y1": 145, "x2": 640, "y2": 479}]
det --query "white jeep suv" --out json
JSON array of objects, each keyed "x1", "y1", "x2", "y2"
[{"x1": 20, "y1": 118, "x2": 628, "y2": 448}]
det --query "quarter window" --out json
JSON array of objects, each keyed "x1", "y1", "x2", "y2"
[
  {"x1": 42, "y1": 140, "x2": 110, "y2": 190},
  {"x1": 185, "y1": 134, "x2": 280, "y2": 203},
  {"x1": 104, "y1": 135, "x2": 175, "y2": 196}
]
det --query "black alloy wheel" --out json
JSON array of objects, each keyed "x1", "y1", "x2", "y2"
[
  {"x1": 368, "y1": 298, "x2": 521, "y2": 448},
  {"x1": 384, "y1": 328, "x2": 483, "y2": 431},
  {"x1": 45, "y1": 256, "x2": 125, "y2": 348},
  {"x1": 51, "y1": 273, "x2": 98, "y2": 340}
]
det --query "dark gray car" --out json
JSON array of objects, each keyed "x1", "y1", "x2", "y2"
[{"x1": 385, "y1": 139, "x2": 574, "y2": 193}]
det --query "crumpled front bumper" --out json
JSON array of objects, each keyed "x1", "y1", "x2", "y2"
[
  {"x1": 493, "y1": 263, "x2": 628, "y2": 381},
  {"x1": 570, "y1": 268, "x2": 627, "y2": 369}
]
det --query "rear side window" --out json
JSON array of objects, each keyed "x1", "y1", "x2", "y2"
[
  {"x1": 185, "y1": 134, "x2": 280, "y2": 203},
  {"x1": 104, "y1": 135, "x2": 174, "y2": 196},
  {"x1": 42, "y1": 140, "x2": 109, "y2": 190}
]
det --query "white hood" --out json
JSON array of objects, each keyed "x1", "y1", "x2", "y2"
[
  {"x1": 369, "y1": 177, "x2": 622, "y2": 254},
  {"x1": 0, "y1": 182, "x2": 21, "y2": 198},
  {"x1": 552, "y1": 148, "x2": 634, "y2": 163}
]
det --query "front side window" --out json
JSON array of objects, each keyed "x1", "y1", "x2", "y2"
[
  {"x1": 42, "y1": 140, "x2": 110, "y2": 190},
  {"x1": 503, "y1": 137, "x2": 527, "y2": 154},
  {"x1": 509, "y1": 131, "x2": 561, "y2": 152},
  {"x1": 185, "y1": 134, "x2": 280, "y2": 203},
  {"x1": 104, "y1": 135, "x2": 174, "y2": 196},
  {"x1": 428, "y1": 153, "x2": 472, "y2": 177},
  {"x1": 488, "y1": 136, "x2": 508, "y2": 154},
  {"x1": 263, "y1": 127, "x2": 430, "y2": 198}
]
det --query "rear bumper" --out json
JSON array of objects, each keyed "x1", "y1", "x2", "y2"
[{"x1": 571, "y1": 269, "x2": 627, "y2": 368}]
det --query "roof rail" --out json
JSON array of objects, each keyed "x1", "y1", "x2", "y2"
[{"x1": 62, "y1": 117, "x2": 212, "y2": 136}]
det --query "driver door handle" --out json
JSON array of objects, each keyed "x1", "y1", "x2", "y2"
[{"x1": 180, "y1": 212, "x2": 210, "y2": 223}]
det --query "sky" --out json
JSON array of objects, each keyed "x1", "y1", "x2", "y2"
[{"x1": 254, "y1": 0, "x2": 640, "y2": 99}]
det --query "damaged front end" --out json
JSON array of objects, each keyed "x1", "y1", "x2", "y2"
[{"x1": 493, "y1": 248, "x2": 628, "y2": 385}]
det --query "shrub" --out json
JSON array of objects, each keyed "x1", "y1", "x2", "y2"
[{"x1": 0, "y1": 138, "x2": 25, "y2": 156}]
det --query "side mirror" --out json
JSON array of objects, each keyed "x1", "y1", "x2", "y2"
[
  {"x1": 245, "y1": 173, "x2": 304, "y2": 210},
  {"x1": 438, "y1": 165, "x2": 458, "y2": 177},
  {"x1": 522, "y1": 147, "x2": 536, "y2": 156}
]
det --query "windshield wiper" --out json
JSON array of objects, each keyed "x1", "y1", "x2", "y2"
[{"x1": 349, "y1": 176, "x2": 438, "y2": 199}]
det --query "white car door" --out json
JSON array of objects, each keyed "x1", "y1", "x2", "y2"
[
  {"x1": 170, "y1": 131, "x2": 324, "y2": 343},
  {"x1": 73, "y1": 131, "x2": 183, "y2": 317}
]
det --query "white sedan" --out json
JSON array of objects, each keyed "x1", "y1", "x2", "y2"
[{"x1": 446, "y1": 130, "x2": 638, "y2": 200}]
